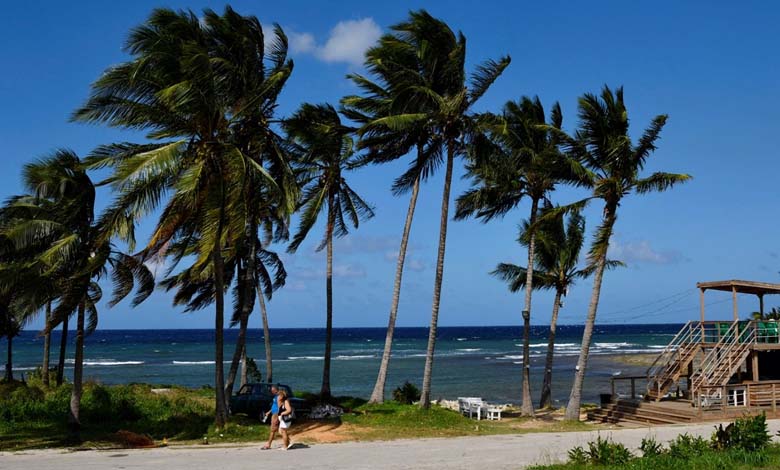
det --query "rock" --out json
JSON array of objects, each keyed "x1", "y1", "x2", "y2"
[{"x1": 308, "y1": 404, "x2": 344, "y2": 419}]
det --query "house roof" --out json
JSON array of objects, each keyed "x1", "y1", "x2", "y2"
[{"x1": 697, "y1": 280, "x2": 780, "y2": 296}]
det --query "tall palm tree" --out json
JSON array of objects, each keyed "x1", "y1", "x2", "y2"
[
  {"x1": 0, "y1": 300, "x2": 23, "y2": 382},
  {"x1": 41, "y1": 302, "x2": 52, "y2": 386},
  {"x1": 1, "y1": 150, "x2": 153, "y2": 439},
  {"x1": 354, "y1": 11, "x2": 509, "y2": 409},
  {"x1": 72, "y1": 7, "x2": 295, "y2": 427},
  {"x1": 455, "y1": 97, "x2": 573, "y2": 415},
  {"x1": 284, "y1": 103, "x2": 374, "y2": 399},
  {"x1": 492, "y1": 208, "x2": 598, "y2": 408},
  {"x1": 558, "y1": 86, "x2": 691, "y2": 420},
  {"x1": 340, "y1": 15, "x2": 447, "y2": 404}
]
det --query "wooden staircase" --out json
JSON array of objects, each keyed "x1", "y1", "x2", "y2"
[
  {"x1": 588, "y1": 399, "x2": 696, "y2": 425},
  {"x1": 692, "y1": 321, "x2": 754, "y2": 401},
  {"x1": 645, "y1": 321, "x2": 703, "y2": 401}
]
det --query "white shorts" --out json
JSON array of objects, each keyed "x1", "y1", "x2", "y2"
[{"x1": 279, "y1": 418, "x2": 291, "y2": 429}]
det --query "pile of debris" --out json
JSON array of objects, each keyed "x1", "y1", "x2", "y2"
[{"x1": 308, "y1": 403, "x2": 344, "y2": 419}]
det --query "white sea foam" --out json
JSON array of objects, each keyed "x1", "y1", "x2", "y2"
[
  {"x1": 456, "y1": 348, "x2": 482, "y2": 352},
  {"x1": 335, "y1": 355, "x2": 374, "y2": 360},
  {"x1": 288, "y1": 356, "x2": 324, "y2": 361},
  {"x1": 456, "y1": 338, "x2": 467, "y2": 341},
  {"x1": 594, "y1": 342, "x2": 635, "y2": 349},
  {"x1": 66, "y1": 358, "x2": 143, "y2": 366}
]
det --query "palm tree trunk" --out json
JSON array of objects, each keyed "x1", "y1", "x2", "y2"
[
  {"x1": 369, "y1": 173, "x2": 421, "y2": 404},
  {"x1": 56, "y1": 315, "x2": 68, "y2": 386},
  {"x1": 5, "y1": 334, "x2": 12, "y2": 382},
  {"x1": 225, "y1": 245, "x2": 257, "y2": 400},
  {"x1": 213, "y1": 247, "x2": 228, "y2": 428},
  {"x1": 520, "y1": 197, "x2": 539, "y2": 417},
  {"x1": 42, "y1": 302, "x2": 52, "y2": 387},
  {"x1": 539, "y1": 289, "x2": 563, "y2": 409},
  {"x1": 257, "y1": 290, "x2": 273, "y2": 383},
  {"x1": 240, "y1": 345, "x2": 248, "y2": 388},
  {"x1": 564, "y1": 210, "x2": 616, "y2": 421},
  {"x1": 321, "y1": 193, "x2": 335, "y2": 400},
  {"x1": 420, "y1": 141, "x2": 455, "y2": 409},
  {"x1": 67, "y1": 302, "x2": 85, "y2": 441},
  {"x1": 225, "y1": 309, "x2": 250, "y2": 401}
]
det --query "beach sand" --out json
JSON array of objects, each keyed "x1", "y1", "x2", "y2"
[{"x1": 5, "y1": 419, "x2": 780, "y2": 470}]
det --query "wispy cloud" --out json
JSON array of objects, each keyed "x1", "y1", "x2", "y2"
[
  {"x1": 297, "y1": 263, "x2": 368, "y2": 280},
  {"x1": 288, "y1": 18, "x2": 381, "y2": 66},
  {"x1": 608, "y1": 238, "x2": 685, "y2": 266}
]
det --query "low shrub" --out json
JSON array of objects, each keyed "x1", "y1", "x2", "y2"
[
  {"x1": 392, "y1": 381, "x2": 421, "y2": 405},
  {"x1": 640, "y1": 436, "x2": 663, "y2": 457},
  {"x1": 667, "y1": 433, "x2": 710, "y2": 459},
  {"x1": 567, "y1": 436, "x2": 632, "y2": 465}
]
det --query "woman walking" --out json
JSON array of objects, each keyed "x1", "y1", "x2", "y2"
[{"x1": 277, "y1": 389, "x2": 295, "y2": 450}]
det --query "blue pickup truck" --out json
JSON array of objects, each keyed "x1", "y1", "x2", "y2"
[{"x1": 229, "y1": 383, "x2": 310, "y2": 419}]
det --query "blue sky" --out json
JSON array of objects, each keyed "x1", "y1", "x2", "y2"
[{"x1": 2, "y1": 0, "x2": 778, "y2": 329}]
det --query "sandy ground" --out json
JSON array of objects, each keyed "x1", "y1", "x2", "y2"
[{"x1": 4, "y1": 420, "x2": 780, "y2": 470}]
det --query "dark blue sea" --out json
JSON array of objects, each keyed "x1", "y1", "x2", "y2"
[{"x1": 7, "y1": 324, "x2": 682, "y2": 405}]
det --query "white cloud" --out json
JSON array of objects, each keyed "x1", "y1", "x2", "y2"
[
  {"x1": 608, "y1": 238, "x2": 684, "y2": 265},
  {"x1": 289, "y1": 31, "x2": 316, "y2": 54},
  {"x1": 287, "y1": 18, "x2": 381, "y2": 66},
  {"x1": 297, "y1": 263, "x2": 367, "y2": 280}
]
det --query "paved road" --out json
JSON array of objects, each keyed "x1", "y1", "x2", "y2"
[{"x1": 4, "y1": 420, "x2": 780, "y2": 470}]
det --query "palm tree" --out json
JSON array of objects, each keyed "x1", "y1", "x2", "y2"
[
  {"x1": 41, "y1": 302, "x2": 52, "y2": 386},
  {"x1": 284, "y1": 103, "x2": 374, "y2": 399},
  {"x1": 340, "y1": 15, "x2": 446, "y2": 404},
  {"x1": 1, "y1": 150, "x2": 153, "y2": 439},
  {"x1": 492, "y1": 208, "x2": 597, "y2": 408},
  {"x1": 559, "y1": 86, "x2": 691, "y2": 420},
  {"x1": 353, "y1": 11, "x2": 509, "y2": 409},
  {"x1": 455, "y1": 97, "x2": 572, "y2": 415},
  {"x1": 0, "y1": 300, "x2": 23, "y2": 382},
  {"x1": 72, "y1": 7, "x2": 295, "y2": 427}
]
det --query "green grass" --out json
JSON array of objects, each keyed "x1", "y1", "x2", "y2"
[
  {"x1": 340, "y1": 402, "x2": 591, "y2": 441},
  {"x1": 0, "y1": 379, "x2": 220, "y2": 450},
  {"x1": 530, "y1": 445, "x2": 780, "y2": 469},
  {"x1": 1, "y1": 380, "x2": 592, "y2": 450}
]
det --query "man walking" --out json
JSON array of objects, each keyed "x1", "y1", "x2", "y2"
[{"x1": 261, "y1": 385, "x2": 280, "y2": 449}]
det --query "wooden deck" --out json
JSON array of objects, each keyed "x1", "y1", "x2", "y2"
[{"x1": 588, "y1": 398, "x2": 780, "y2": 425}]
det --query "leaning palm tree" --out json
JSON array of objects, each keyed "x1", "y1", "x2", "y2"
[
  {"x1": 284, "y1": 103, "x2": 374, "y2": 399},
  {"x1": 72, "y1": 7, "x2": 294, "y2": 427},
  {"x1": 455, "y1": 97, "x2": 574, "y2": 416},
  {"x1": 355, "y1": 10, "x2": 510, "y2": 409},
  {"x1": 559, "y1": 86, "x2": 691, "y2": 420},
  {"x1": 340, "y1": 15, "x2": 449, "y2": 404},
  {"x1": 492, "y1": 208, "x2": 599, "y2": 409},
  {"x1": 1, "y1": 150, "x2": 153, "y2": 439}
]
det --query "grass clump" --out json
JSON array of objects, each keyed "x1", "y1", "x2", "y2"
[
  {"x1": 531, "y1": 414, "x2": 775, "y2": 470},
  {"x1": 0, "y1": 381, "x2": 219, "y2": 450}
]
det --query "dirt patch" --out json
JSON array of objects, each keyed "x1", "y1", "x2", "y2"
[{"x1": 290, "y1": 420, "x2": 354, "y2": 444}]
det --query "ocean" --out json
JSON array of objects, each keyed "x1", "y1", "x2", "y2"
[{"x1": 7, "y1": 324, "x2": 681, "y2": 405}]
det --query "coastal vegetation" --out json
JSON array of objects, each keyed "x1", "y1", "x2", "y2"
[
  {"x1": 0, "y1": 4, "x2": 690, "y2": 444},
  {"x1": 530, "y1": 414, "x2": 777, "y2": 470},
  {"x1": 0, "y1": 377, "x2": 589, "y2": 450}
]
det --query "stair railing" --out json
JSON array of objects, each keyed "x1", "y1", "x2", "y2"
[
  {"x1": 692, "y1": 320, "x2": 756, "y2": 405},
  {"x1": 646, "y1": 321, "x2": 702, "y2": 398}
]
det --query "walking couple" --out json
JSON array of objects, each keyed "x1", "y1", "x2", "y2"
[{"x1": 262, "y1": 385, "x2": 295, "y2": 450}]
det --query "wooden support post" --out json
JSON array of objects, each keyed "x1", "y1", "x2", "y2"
[
  {"x1": 772, "y1": 384, "x2": 777, "y2": 414},
  {"x1": 631, "y1": 378, "x2": 636, "y2": 399},
  {"x1": 732, "y1": 286, "x2": 738, "y2": 321},
  {"x1": 611, "y1": 378, "x2": 616, "y2": 401},
  {"x1": 760, "y1": 294, "x2": 765, "y2": 317},
  {"x1": 752, "y1": 352, "x2": 759, "y2": 382},
  {"x1": 700, "y1": 288, "x2": 706, "y2": 340},
  {"x1": 687, "y1": 361, "x2": 693, "y2": 397}
]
